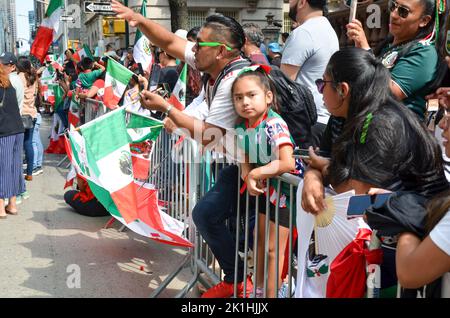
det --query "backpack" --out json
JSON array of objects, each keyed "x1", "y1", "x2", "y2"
[
  {"x1": 206, "y1": 59, "x2": 317, "y2": 148},
  {"x1": 268, "y1": 66, "x2": 317, "y2": 149}
]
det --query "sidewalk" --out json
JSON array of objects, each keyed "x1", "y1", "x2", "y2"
[{"x1": 0, "y1": 114, "x2": 197, "y2": 298}]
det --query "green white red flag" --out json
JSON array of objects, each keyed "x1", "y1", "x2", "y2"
[
  {"x1": 68, "y1": 94, "x2": 80, "y2": 127},
  {"x1": 66, "y1": 111, "x2": 191, "y2": 247},
  {"x1": 168, "y1": 63, "x2": 187, "y2": 110},
  {"x1": 126, "y1": 110, "x2": 164, "y2": 143},
  {"x1": 72, "y1": 44, "x2": 95, "y2": 63},
  {"x1": 104, "y1": 58, "x2": 134, "y2": 109},
  {"x1": 133, "y1": 0, "x2": 153, "y2": 74},
  {"x1": 79, "y1": 107, "x2": 139, "y2": 223},
  {"x1": 45, "y1": 113, "x2": 66, "y2": 154},
  {"x1": 31, "y1": 0, "x2": 63, "y2": 63}
]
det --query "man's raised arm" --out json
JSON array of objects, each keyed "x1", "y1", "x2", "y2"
[{"x1": 111, "y1": 0, "x2": 187, "y2": 62}]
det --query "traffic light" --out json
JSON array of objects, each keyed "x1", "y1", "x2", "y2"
[
  {"x1": 103, "y1": 18, "x2": 126, "y2": 36},
  {"x1": 68, "y1": 40, "x2": 80, "y2": 50},
  {"x1": 113, "y1": 19, "x2": 125, "y2": 34}
]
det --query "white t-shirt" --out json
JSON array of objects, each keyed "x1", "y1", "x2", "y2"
[
  {"x1": 183, "y1": 90, "x2": 208, "y2": 120},
  {"x1": 184, "y1": 41, "x2": 243, "y2": 130},
  {"x1": 281, "y1": 16, "x2": 339, "y2": 125},
  {"x1": 430, "y1": 210, "x2": 450, "y2": 297},
  {"x1": 9, "y1": 72, "x2": 24, "y2": 111},
  {"x1": 434, "y1": 126, "x2": 450, "y2": 182}
]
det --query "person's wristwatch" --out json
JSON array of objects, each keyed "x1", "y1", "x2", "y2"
[{"x1": 164, "y1": 103, "x2": 173, "y2": 117}]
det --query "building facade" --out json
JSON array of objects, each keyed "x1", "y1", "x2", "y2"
[{"x1": 8, "y1": 0, "x2": 17, "y2": 53}]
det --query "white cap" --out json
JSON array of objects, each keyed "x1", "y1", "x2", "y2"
[{"x1": 175, "y1": 29, "x2": 188, "y2": 40}]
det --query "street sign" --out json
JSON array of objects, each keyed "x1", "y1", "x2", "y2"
[
  {"x1": 61, "y1": 16, "x2": 75, "y2": 22},
  {"x1": 84, "y1": 1, "x2": 115, "y2": 15}
]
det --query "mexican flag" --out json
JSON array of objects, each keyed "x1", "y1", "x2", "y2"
[
  {"x1": 168, "y1": 63, "x2": 187, "y2": 110},
  {"x1": 51, "y1": 84, "x2": 65, "y2": 110},
  {"x1": 30, "y1": 0, "x2": 63, "y2": 63},
  {"x1": 101, "y1": 181, "x2": 192, "y2": 248},
  {"x1": 51, "y1": 61, "x2": 64, "y2": 72},
  {"x1": 45, "y1": 113, "x2": 66, "y2": 154},
  {"x1": 79, "y1": 107, "x2": 139, "y2": 223},
  {"x1": 68, "y1": 94, "x2": 80, "y2": 127},
  {"x1": 67, "y1": 119, "x2": 191, "y2": 247},
  {"x1": 104, "y1": 58, "x2": 134, "y2": 109},
  {"x1": 73, "y1": 44, "x2": 95, "y2": 63},
  {"x1": 133, "y1": 0, "x2": 153, "y2": 74},
  {"x1": 126, "y1": 110, "x2": 164, "y2": 143},
  {"x1": 41, "y1": 76, "x2": 54, "y2": 101}
]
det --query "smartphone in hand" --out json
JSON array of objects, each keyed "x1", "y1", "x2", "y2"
[
  {"x1": 148, "y1": 63, "x2": 161, "y2": 91},
  {"x1": 346, "y1": 193, "x2": 391, "y2": 219},
  {"x1": 349, "y1": 0, "x2": 358, "y2": 24}
]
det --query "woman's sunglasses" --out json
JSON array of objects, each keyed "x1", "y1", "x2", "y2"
[
  {"x1": 389, "y1": 0, "x2": 412, "y2": 19},
  {"x1": 315, "y1": 79, "x2": 335, "y2": 94}
]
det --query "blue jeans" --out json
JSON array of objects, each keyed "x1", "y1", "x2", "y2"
[
  {"x1": 23, "y1": 120, "x2": 35, "y2": 176},
  {"x1": 32, "y1": 113, "x2": 44, "y2": 169},
  {"x1": 192, "y1": 165, "x2": 243, "y2": 283}
]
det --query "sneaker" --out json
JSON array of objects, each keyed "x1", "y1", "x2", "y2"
[
  {"x1": 32, "y1": 167, "x2": 43, "y2": 176},
  {"x1": 21, "y1": 191, "x2": 30, "y2": 200},
  {"x1": 201, "y1": 276, "x2": 253, "y2": 298},
  {"x1": 24, "y1": 175, "x2": 33, "y2": 181},
  {"x1": 16, "y1": 196, "x2": 22, "y2": 205}
]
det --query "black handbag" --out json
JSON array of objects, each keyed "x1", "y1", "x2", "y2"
[{"x1": 21, "y1": 114, "x2": 34, "y2": 129}]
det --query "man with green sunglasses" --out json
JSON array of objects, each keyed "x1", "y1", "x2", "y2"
[
  {"x1": 196, "y1": 41, "x2": 234, "y2": 51},
  {"x1": 112, "y1": 0, "x2": 249, "y2": 142}
]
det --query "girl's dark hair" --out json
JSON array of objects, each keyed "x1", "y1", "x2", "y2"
[
  {"x1": 65, "y1": 48, "x2": 75, "y2": 55},
  {"x1": 327, "y1": 48, "x2": 448, "y2": 197},
  {"x1": 326, "y1": 47, "x2": 393, "y2": 120},
  {"x1": 204, "y1": 14, "x2": 245, "y2": 53},
  {"x1": 16, "y1": 57, "x2": 37, "y2": 87},
  {"x1": 374, "y1": 0, "x2": 447, "y2": 91},
  {"x1": 231, "y1": 68, "x2": 279, "y2": 112},
  {"x1": 426, "y1": 189, "x2": 450, "y2": 234}
]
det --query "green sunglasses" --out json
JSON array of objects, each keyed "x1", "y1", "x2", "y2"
[{"x1": 197, "y1": 42, "x2": 233, "y2": 51}]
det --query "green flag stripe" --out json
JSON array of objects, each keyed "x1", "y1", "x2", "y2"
[
  {"x1": 83, "y1": 44, "x2": 95, "y2": 60},
  {"x1": 81, "y1": 108, "x2": 129, "y2": 160},
  {"x1": 180, "y1": 63, "x2": 187, "y2": 82},
  {"x1": 135, "y1": 0, "x2": 147, "y2": 43},
  {"x1": 46, "y1": 0, "x2": 63, "y2": 17},
  {"x1": 107, "y1": 58, "x2": 134, "y2": 86},
  {"x1": 127, "y1": 112, "x2": 163, "y2": 129},
  {"x1": 87, "y1": 180, "x2": 122, "y2": 218}
]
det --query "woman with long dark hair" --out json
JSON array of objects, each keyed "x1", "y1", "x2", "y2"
[
  {"x1": 347, "y1": 0, "x2": 448, "y2": 119},
  {"x1": 302, "y1": 47, "x2": 449, "y2": 297},
  {"x1": 17, "y1": 57, "x2": 38, "y2": 181},
  {"x1": 303, "y1": 47, "x2": 447, "y2": 213},
  {"x1": 0, "y1": 62, "x2": 25, "y2": 218}
]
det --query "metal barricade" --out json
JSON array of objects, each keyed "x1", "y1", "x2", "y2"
[
  {"x1": 194, "y1": 162, "x2": 301, "y2": 299},
  {"x1": 148, "y1": 131, "x2": 202, "y2": 297},
  {"x1": 80, "y1": 98, "x2": 110, "y2": 124},
  {"x1": 148, "y1": 131, "x2": 302, "y2": 298}
]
